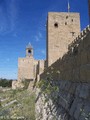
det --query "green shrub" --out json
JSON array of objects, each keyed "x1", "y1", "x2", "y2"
[
  {"x1": 0, "y1": 78, "x2": 12, "y2": 87},
  {"x1": 37, "y1": 79, "x2": 59, "y2": 95}
]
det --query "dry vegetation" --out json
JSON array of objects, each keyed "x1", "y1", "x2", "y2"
[{"x1": 0, "y1": 88, "x2": 35, "y2": 120}]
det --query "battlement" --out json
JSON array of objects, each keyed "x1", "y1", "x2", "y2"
[{"x1": 68, "y1": 25, "x2": 90, "y2": 50}]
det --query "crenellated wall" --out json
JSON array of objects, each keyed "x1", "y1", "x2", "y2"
[
  {"x1": 35, "y1": 25, "x2": 90, "y2": 120},
  {"x1": 40, "y1": 25, "x2": 90, "y2": 83}
]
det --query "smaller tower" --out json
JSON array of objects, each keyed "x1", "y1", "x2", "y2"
[{"x1": 26, "y1": 43, "x2": 33, "y2": 57}]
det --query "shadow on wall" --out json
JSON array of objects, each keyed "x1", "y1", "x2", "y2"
[
  {"x1": 40, "y1": 25, "x2": 90, "y2": 83},
  {"x1": 35, "y1": 25, "x2": 90, "y2": 120}
]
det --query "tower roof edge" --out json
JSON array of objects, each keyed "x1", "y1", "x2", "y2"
[{"x1": 26, "y1": 43, "x2": 33, "y2": 49}]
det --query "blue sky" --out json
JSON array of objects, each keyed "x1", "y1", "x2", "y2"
[{"x1": 0, "y1": 0, "x2": 89, "y2": 79}]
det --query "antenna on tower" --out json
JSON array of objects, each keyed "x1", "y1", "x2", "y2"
[{"x1": 68, "y1": 0, "x2": 70, "y2": 12}]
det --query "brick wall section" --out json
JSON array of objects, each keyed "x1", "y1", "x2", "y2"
[{"x1": 41, "y1": 25, "x2": 90, "y2": 83}]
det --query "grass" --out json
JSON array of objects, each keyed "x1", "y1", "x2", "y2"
[{"x1": 0, "y1": 88, "x2": 35, "y2": 120}]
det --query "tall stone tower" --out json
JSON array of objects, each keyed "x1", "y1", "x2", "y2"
[{"x1": 46, "y1": 12, "x2": 80, "y2": 67}]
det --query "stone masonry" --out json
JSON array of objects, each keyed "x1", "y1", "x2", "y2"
[
  {"x1": 35, "y1": 9, "x2": 90, "y2": 120},
  {"x1": 35, "y1": 80, "x2": 90, "y2": 120},
  {"x1": 46, "y1": 12, "x2": 80, "y2": 67},
  {"x1": 35, "y1": 24, "x2": 90, "y2": 120},
  {"x1": 41, "y1": 25, "x2": 90, "y2": 83}
]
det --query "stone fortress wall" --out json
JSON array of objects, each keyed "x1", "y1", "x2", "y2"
[
  {"x1": 36, "y1": 80, "x2": 90, "y2": 120},
  {"x1": 41, "y1": 25, "x2": 90, "y2": 83},
  {"x1": 35, "y1": 25, "x2": 90, "y2": 120}
]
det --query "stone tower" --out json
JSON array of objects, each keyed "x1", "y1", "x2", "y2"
[
  {"x1": 46, "y1": 12, "x2": 80, "y2": 67},
  {"x1": 18, "y1": 43, "x2": 37, "y2": 82}
]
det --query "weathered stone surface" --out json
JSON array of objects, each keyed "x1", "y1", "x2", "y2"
[
  {"x1": 74, "y1": 102, "x2": 83, "y2": 120},
  {"x1": 86, "y1": 64, "x2": 90, "y2": 82},
  {"x1": 47, "y1": 12, "x2": 80, "y2": 67},
  {"x1": 79, "y1": 84, "x2": 90, "y2": 99},
  {"x1": 74, "y1": 68, "x2": 80, "y2": 81},
  {"x1": 87, "y1": 46, "x2": 90, "y2": 63},
  {"x1": 69, "y1": 98, "x2": 78, "y2": 116},
  {"x1": 75, "y1": 84, "x2": 81, "y2": 96},
  {"x1": 80, "y1": 65, "x2": 87, "y2": 82},
  {"x1": 80, "y1": 50, "x2": 88, "y2": 65},
  {"x1": 79, "y1": 103, "x2": 90, "y2": 120},
  {"x1": 35, "y1": 81, "x2": 90, "y2": 120},
  {"x1": 69, "y1": 83, "x2": 77, "y2": 94}
]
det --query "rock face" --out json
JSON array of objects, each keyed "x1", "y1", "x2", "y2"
[{"x1": 35, "y1": 81, "x2": 90, "y2": 120}]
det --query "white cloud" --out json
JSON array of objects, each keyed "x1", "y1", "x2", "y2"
[
  {"x1": 35, "y1": 32, "x2": 43, "y2": 42},
  {"x1": 35, "y1": 36, "x2": 39, "y2": 42},
  {"x1": 38, "y1": 32, "x2": 42, "y2": 38},
  {"x1": 0, "y1": 0, "x2": 19, "y2": 34},
  {"x1": 9, "y1": 0, "x2": 18, "y2": 31}
]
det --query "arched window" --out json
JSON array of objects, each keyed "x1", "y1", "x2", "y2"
[{"x1": 28, "y1": 50, "x2": 31, "y2": 53}]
